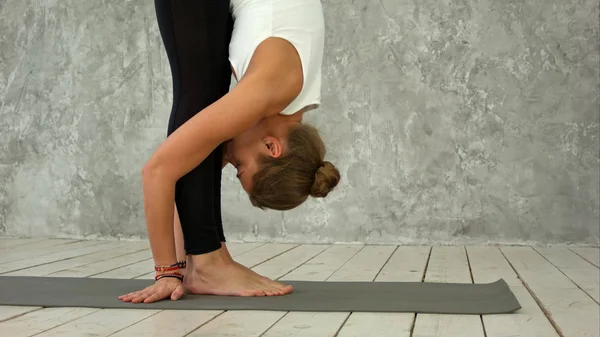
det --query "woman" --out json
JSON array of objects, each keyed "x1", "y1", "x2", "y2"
[{"x1": 119, "y1": 0, "x2": 339, "y2": 304}]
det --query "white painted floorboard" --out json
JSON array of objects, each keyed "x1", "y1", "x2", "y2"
[
  {"x1": 0, "y1": 240, "x2": 113, "y2": 274},
  {"x1": 501, "y1": 246, "x2": 600, "y2": 337},
  {"x1": 0, "y1": 238, "x2": 596, "y2": 337},
  {"x1": 535, "y1": 246, "x2": 600, "y2": 303},
  {"x1": 34, "y1": 309, "x2": 159, "y2": 337},
  {"x1": 569, "y1": 247, "x2": 600, "y2": 268},
  {"x1": 0, "y1": 239, "x2": 94, "y2": 264},
  {"x1": 110, "y1": 310, "x2": 222, "y2": 337},
  {"x1": 0, "y1": 237, "x2": 49, "y2": 249},
  {"x1": 0, "y1": 307, "x2": 98, "y2": 337},
  {"x1": 467, "y1": 246, "x2": 559, "y2": 337},
  {"x1": 0, "y1": 306, "x2": 41, "y2": 323},
  {"x1": 3, "y1": 241, "x2": 149, "y2": 277}
]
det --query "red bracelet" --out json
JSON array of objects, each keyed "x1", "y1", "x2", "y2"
[
  {"x1": 154, "y1": 265, "x2": 179, "y2": 273},
  {"x1": 154, "y1": 260, "x2": 186, "y2": 273},
  {"x1": 155, "y1": 272, "x2": 184, "y2": 282}
]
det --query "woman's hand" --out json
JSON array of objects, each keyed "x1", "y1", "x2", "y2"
[{"x1": 118, "y1": 277, "x2": 185, "y2": 303}]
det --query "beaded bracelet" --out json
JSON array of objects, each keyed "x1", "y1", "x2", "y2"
[
  {"x1": 155, "y1": 272, "x2": 184, "y2": 282},
  {"x1": 154, "y1": 260, "x2": 187, "y2": 273}
]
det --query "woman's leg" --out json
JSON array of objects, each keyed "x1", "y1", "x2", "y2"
[
  {"x1": 173, "y1": 205, "x2": 186, "y2": 263},
  {"x1": 154, "y1": 0, "x2": 230, "y2": 255},
  {"x1": 214, "y1": 10, "x2": 234, "y2": 246},
  {"x1": 213, "y1": 143, "x2": 226, "y2": 244}
]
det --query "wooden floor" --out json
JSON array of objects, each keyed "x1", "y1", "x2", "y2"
[{"x1": 0, "y1": 238, "x2": 598, "y2": 337}]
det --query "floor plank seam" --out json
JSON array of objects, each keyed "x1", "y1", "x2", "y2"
[
  {"x1": 276, "y1": 244, "x2": 335, "y2": 280},
  {"x1": 0, "y1": 238, "x2": 48, "y2": 249},
  {"x1": 32, "y1": 240, "x2": 83, "y2": 249},
  {"x1": 372, "y1": 245, "x2": 400, "y2": 280},
  {"x1": 181, "y1": 310, "x2": 227, "y2": 337},
  {"x1": 408, "y1": 313, "x2": 417, "y2": 337},
  {"x1": 0, "y1": 239, "x2": 95, "y2": 264},
  {"x1": 249, "y1": 244, "x2": 301, "y2": 269},
  {"x1": 131, "y1": 270, "x2": 154, "y2": 279},
  {"x1": 45, "y1": 248, "x2": 151, "y2": 278},
  {"x1": 25, "y1": 239, "x2": 85, "y2": 252},
  {"x1": 29, "y1": 308, "x2": 102, "y2": 337},
  {"x1": 274, "y1": 245, "x2": 330, "y2": 280},
  {"x1": 498, "y1": 247, "x2": 566, "y2": 337},
  {"x1": 464, "y1": 246, "x2": 488, "y2": 337},
  {"x1": 332, "y1": 312, "x2": 353, "y2": 337},
  {"x1": 419, "y1": 246, "x2": 433, "y2": 283},
  {"x1": 61, "y1": 240, "x2": 93, "y2": 246},
  {"x1": 85, "y1": 254, "x2": 153, "y2": 278},
  {"x1": 464, "y1": 246, "x2": 475, "y2": 283},
  {"x1": 0, "y1": 306, "x2": 43, "y2": 323},
  {"x1": 409, "y1": 246, "x2": 432, "y2": 337},
  {"x1": 257, "y1": 311, "x2": 290, "y2": 337},
  {"x1": 321, "y1": 245, "x2": 366, "y2": 282},
  {"x1": 0, "y1": 241, "x2": 122, "y2": 275},
  {"x1": 567, "y1": 247, "x2": 600, "y2": 268},
  {"x1": 105, "y1": 309, "x2": 165, "y2": 337},
  {"x1": 531, "y1": 246, "x2": 600, "y2": 305},
  {"x1": 238, "y1": 242, "x2": 269, "y2": 255}
]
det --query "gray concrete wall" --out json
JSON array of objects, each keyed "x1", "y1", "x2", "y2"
[{"x1": 1, "y1": 0, "x2": 598, "y2": 245}]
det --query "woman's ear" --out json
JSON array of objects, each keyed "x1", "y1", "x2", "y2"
[{"x1": 263, "y1": 136, "x2": 283, "y2": 158}]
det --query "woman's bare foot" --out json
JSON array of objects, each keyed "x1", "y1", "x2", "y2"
[
  {"x1": 184, "y1": 245, "x2": 293, "y2": 297},
  {"x1": 219, "y1": 243, "x2": 291, "y2": 293}
]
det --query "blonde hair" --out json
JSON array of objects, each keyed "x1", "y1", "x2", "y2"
[{"x1": 249, "y1": 124, "x2": 340, "y2": 210}]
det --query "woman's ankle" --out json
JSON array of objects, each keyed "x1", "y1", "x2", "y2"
[{"x1": 190, "y1": 246, "x2": 232, "y2": 271}]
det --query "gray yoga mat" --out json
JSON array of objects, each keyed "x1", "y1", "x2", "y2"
[{"x1": 0, "y1": 276, "x2": 520, "y2": 314}]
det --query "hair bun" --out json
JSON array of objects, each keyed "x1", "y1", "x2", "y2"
[{"x1": 310, "y1": 161, "x2": 340, "y2": 198}]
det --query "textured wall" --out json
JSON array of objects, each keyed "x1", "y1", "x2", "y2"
[{"x1": 1, "y1": 0, "x2": 598, "y2": 245}]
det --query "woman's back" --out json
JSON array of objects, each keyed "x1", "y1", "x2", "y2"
[{"x1": 229, "y1": 0, "x2": 325, "y2": 115}]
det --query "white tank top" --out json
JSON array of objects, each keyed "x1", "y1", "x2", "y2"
[{"x1": 229, "y1": 0, "x2": 324, "y2": 115}]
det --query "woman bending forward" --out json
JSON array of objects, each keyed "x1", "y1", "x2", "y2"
[{"x1": 120, "y1": 0, "x2": 340, "y2": 304}]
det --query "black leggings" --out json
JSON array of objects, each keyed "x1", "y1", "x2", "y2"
[{"x1": 154, "y1": 0, "x2": 233, "y2": 254}]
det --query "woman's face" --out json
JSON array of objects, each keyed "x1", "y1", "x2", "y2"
[{"x1": 224, "y1": 123, "x2": 283, "y2": 193}]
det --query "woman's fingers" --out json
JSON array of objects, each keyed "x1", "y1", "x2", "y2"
[
  {"x1": 131, "y1": 286, "x2": 166, "y2": 303},
  {"x1": 118, "y1": 290, "x2": 141, "y2": 300},
  {"x1": 135, "y1": 288, "x2": 159, "y2": 303},
  {"x1": 130, "y1": 292, "x2": 149, "y2": 303},
  {"x1": 119, "y1": 292, "x2": 140, "y2": 302},
  {"x1": 119, "y1": 286, "x2": 153, "y2": 302},
  {"x1": 170, "y1": 284, "x2": 185, "y2": 300},
  {"x1": 144, "y1": 292, "x2": 164, "y2": 303}
]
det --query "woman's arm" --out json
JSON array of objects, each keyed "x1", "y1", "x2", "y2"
[{"x1": 141, "y1": 79, "x2": 273, "y2": 267}]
